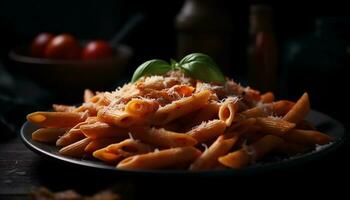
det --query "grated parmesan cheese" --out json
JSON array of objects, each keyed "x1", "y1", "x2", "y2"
[{"x1": 128, "y1": 132, "x2": 135, "y2": 140}]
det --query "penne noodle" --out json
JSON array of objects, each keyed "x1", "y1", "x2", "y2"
[
  {"x1": 187, "y1": 120, "x2": 226, "y2": 143},
  {"x1": 283, "y1": 92, "x2": 310, "y2": 124},
  {"x1": 74, "y1": 103, "x2": 98, "y2": 116},
  {"x1": 184, "y1": 102, "x2": 220, "y2": 130},
  {"x1": 250, "y1": 135, "x2": 285, "y2": 160},
  {"x1": 130, "y1": 126, "x2": 198, "y2": 148},
  {"x1": 219, "y1": 135, "x2": 284, "y2": 169},
  {"x1": 282, "y1": 129, "x2": 332, "y2": 146},
  {"x1": 84, "y1": 138, "x2": 123, "y2": 153},
  {"x1": 224, "y1": 118, "x2": 259, "y2": 139},
  {"x1": 261, "y1": 92, "x2": 274, "y2": 103},
  {"x1": 56, "y1": 120, "x2": 92, "y2": 146},
  {"x1": 218, "y1": 148, "x2": 251, "y2": 169},
  {"x1": 227, "y1": 117, "x2": 257, "y2": 132},
  {"x1": 56, "y1": 128, "x2": 85, "y2": 147},
  {"x1": 124, "y1": 98, "x2": 159, "y2": 116},
  {"x1": 32, "y1": 128, "x2": 69, "y2": 143},
  {"x1": 295, "y1": 120, "x2": 316, "y2": 130},
  {"x1": 275, "y1": 141, "x2": 311, "y2": 155},
  {"x1": 190, "y1": 135, "x2": 238, "y2": 170},
  {"x1": 59, "y1": 138, "x2": 92, "y2": 158},
  {"x1": 271, "y1": 100, "x2": 295, "y2": 116},
  {"x1": 97, "y1": 108, "x2": 144, "y2": 128},
  {"x1": 80, "y1": 121, "x2": 129, "y2": 140},
  {"x1": 161, "y1": 121, "x2": 182, "y2": 132},
  {"x1": 93, "y1": 138, "x2": 153, "y2": 163},
  {"x1": 218, "y1": 99, "x2": 238, "y2": 127},
  {"x1": 256, "y1": 117, "x2": 295, "y2": 135},
  {"x1": 92, "y1": 149, "x2": 122, "y2": 163},
  {"x1": 241, "y1": 106, "x2": 269, "y2": 118},
  {"x1": 117, "y1": 146, "x2": 201, "y2": 170},
  {"x1": 27, "y1": 112, "x2": 87, "y2": 128},
  {"x1": 104, "y1": 139, "x2": 153, "y2": 159},
  {"x1": 84, "y1": 89, "x2": 94, "y2": 102},
  {"x1": 52, "y1": 104, "x2": 76, "y2": 112},
  {"x1": 153, "y1": 90, "x2": 211, "y2": 125}
]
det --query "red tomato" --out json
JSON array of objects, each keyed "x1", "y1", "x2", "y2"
[
  {"x1": 82, "y1": 40, "x2": 113, "y2": 60},
  {"x1": 30, "y1": 33, "x2": 55, "y2": 58},
  {"x1": 44, "y1": 34, "x2": 81, "y2": 59}
]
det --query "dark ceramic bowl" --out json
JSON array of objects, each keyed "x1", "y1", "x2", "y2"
[{"x1": 8, "y1": 44, "x2": 132, "y2": 91}]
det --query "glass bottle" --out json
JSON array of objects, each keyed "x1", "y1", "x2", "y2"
[
  {"x1": 247, "y1": 5, "x2": 277, "y2": 92},
  {"x1": 175, "y1": 0, "x2": 233, "y2": 74}
]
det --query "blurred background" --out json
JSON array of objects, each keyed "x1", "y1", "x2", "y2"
[
  {"x1": 1, "y1": 1, "x2": 349, "y2": 198},
  {"x1": 0, "y1": 0, "x2": 349, "y2": 127}
]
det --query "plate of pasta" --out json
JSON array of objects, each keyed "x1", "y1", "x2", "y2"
[{"x1": 21, "y1": 53, "x2": 345, "y2": 174}]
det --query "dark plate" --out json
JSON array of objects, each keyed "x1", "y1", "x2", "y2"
[{"x1": 20, "y1": 110, "x2": 345, "y2": 176}]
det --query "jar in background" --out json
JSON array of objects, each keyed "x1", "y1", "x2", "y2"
[
  {"x1": 175, "y1": 0, "x2": 233, "y2": 74},
  {"x1": 247, "y1": 5, "x2": 277, "y2": 93}
]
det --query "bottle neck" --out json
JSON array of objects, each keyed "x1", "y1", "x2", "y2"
[
  {"x1": 175, "y1": 0, "x2": 232, "y2": 31},
  {"x1": 249, "y1": 5, "x2": 274, "y2": 35}
]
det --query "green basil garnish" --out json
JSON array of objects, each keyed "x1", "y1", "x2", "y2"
[
  {"x1": 178, "y1": 53, "x2": 225, "y2": 84},
  {"x1": 131, "y1": 59, "x2": 172, "y2": 83},
  {"x1": 131, "y1": 53, "x2": 226, "y2": 84}
]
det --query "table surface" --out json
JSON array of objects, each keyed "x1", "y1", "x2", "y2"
[{"x1": 1, "y1": 125, "x2": 350, "y2": 199}]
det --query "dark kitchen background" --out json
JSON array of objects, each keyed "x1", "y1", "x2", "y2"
[{"x1": 0, "y1": 0, "x2": 349, "y2": 199}]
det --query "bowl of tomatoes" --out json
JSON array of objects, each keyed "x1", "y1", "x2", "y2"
[{"x1": 8, "y1": 33, "x2": 132, "y2": 91}]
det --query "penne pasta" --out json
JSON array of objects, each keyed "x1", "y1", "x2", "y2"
[
  {"x1": 153, "y1": 90, "x2": 211, "y2": 125},
  {"x1": 84, "y1": 138, "x2": 123, "y2": 154},
  {"x1": 52, "y1": 104, "x2": 76, "y2": 112},
  {"x1": 84, "y1": 89, "x2": 94, "y2": 103},
  {"x1": 283, "y1": 92, "x2": 310, "y2": 123},
  {"x1": 32, "y1": 128, "x2": 69, "y2": 143},
  {"x1": 187, "y1": 120, "x2": 226, "y2": 143},
  {"x1": 271, "y1": 100, "x2": 295, "y2": 116},
  {"x1": 124, "y1": 98, "x2": 159, "y2": 116},
  {"x1": 218, "y1": 98, "x2": 238, "y2": 127},
  {"x1": 97, "y1": 108, "x2": 143, "y2": 128},
  {"x1": 184, "y1": 102, "x2": 220, "y2": 130},
  {"x1": 59, "y1": 138, "x2": 92, "y2": 158},
  {"x1": 27, "y1": 112, "x2": 87, "y2": 128},
  {"x1": 282, "y1": 129, "x2": 332, "y2": 146},
  {"x1": 117, "y1": 146, "x2": 201, "y2": 170},
  {"x1": 74, "y1": 103, "x2": 98, "y2": 116},
  {"x1": 92, "y1": 139, "x2": 154, "y2": 163},
  {"x1": 92, "y1": 149, "x2": 122, "y2": 163},
  {"x1": 106, "y1": 139, "x2": 154, "y2": 155},
  {"x1": 275, "y1": 141, "x2": 311, "y2": 155},
  {"x1": 56, "y1": 120, "x2": 92, "y2": 147},
  {"x1": 80, "y1": 121, "x2": 129, "y2": 140},
  {"x1": 255, "y1": 117, "x2": 296, "y2": 135},
  {"x1": 130, "y1": 126, "x2": 198, "y2": 148},
  {"x1": 241, "y1": 106, "x2": 269, "y2": 118},
  {"x1": 261, "y1": 92, "x2": 274, "y2": 103},
  {"x1": 190, "y1": 135, "x2": 238, "y2": 170},
  {"x1": 219, "y1": 135, "x2": 284, "y2": 169},
  {"x1": 56, "y1": 128, "x2": 85, "y2": 147}
]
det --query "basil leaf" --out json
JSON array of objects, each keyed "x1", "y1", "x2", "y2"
[
  {"x1": 179, "y1": 53, "x2": 225, "y2": 84},
  {"x1": 180, "y1": 61, "x2": 226, "y2": 84},
  {"x1": 131, "y1": 59, "x2": 172, "y2": 82}
]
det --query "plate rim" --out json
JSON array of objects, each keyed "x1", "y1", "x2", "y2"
[{"x1": 20, "y1": 110, "x2": 346, "y2": 176}]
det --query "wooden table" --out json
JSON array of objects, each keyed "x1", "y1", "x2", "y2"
[{"x1": 1, "y1": 128, "x2": 349, "y2": 199}]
